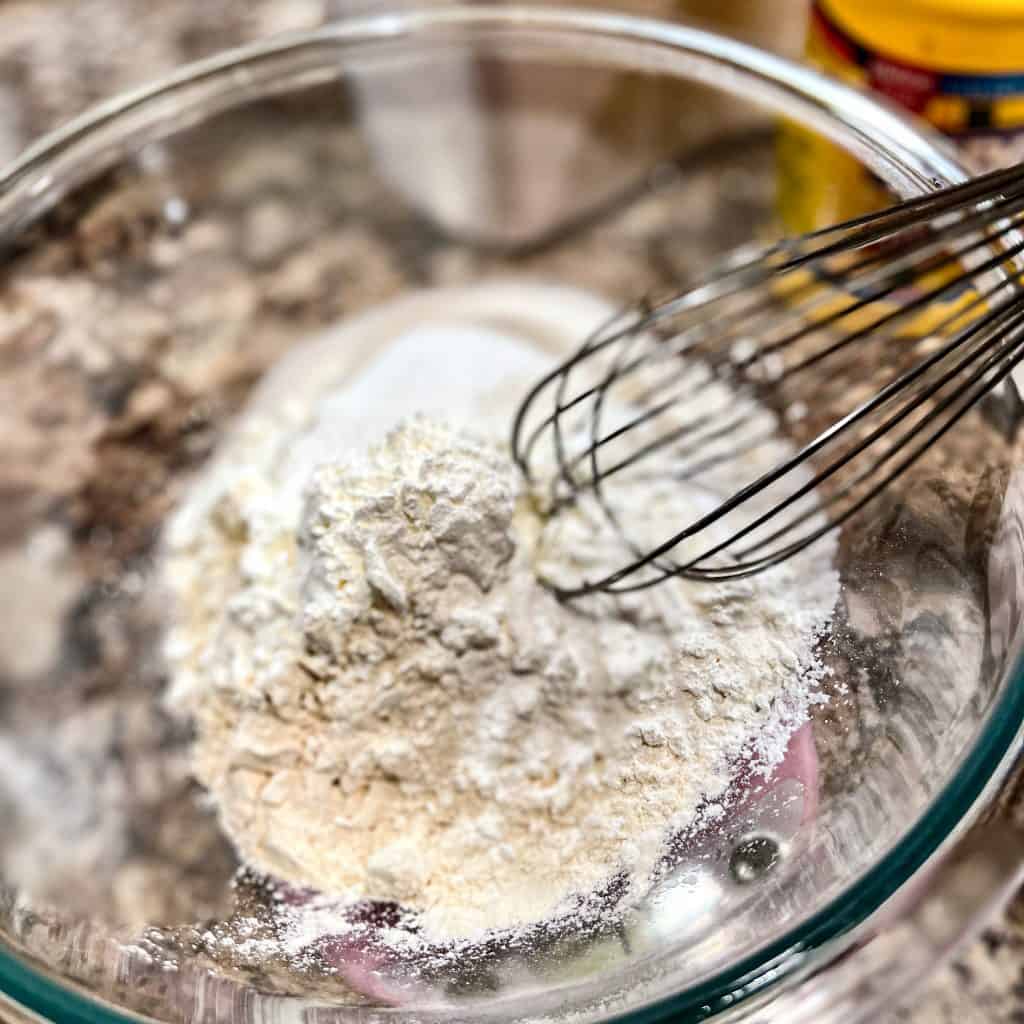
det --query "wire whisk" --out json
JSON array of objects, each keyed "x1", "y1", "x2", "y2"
[{"x1": 511, "y1": 163, "x2": 1024, "y2": 598}]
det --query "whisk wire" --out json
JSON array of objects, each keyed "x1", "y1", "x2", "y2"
[
  {"x1": 568, "y1": 229, "x2": 1023, "y2": 501},
  {"x1": 512, "y1": 163, "x2": 1024, "y2": 596},
  {"x1": 591, "y1": 307, "x2": 1024, "y2": 589}
]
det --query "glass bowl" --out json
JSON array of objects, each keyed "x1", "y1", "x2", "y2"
[{"x1": 1, "y1": 7, "x2": 1022, "y2": 1023}]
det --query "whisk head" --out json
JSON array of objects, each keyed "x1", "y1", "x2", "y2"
[{"x1": 512, "y1": 163, "x2": 1024, "y2": 598}]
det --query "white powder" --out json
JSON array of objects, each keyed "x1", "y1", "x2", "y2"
[{"x1": 163, "y1": 281, "x2": 838, "y2": 943}]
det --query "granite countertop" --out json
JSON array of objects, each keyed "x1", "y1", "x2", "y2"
[{"x1": 0, "y1": 2, "x2": 1022, "y2": 1021}]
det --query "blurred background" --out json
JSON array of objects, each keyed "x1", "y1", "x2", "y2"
[{"x1": 0, "y1": 0, "x2": 809, "y2": 166}]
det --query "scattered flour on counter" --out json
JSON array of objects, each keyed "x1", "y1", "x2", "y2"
[{"x1": 162, "y1": 281, "x2": 839, "y2": 943}]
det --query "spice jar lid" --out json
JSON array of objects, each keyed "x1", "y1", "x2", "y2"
[{"x1": 821, "y1": 0, "x2": 1024, "y2": 73}]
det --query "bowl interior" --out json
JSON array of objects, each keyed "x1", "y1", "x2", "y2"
[{"x1": 0, "y1": 10, "x2": 1021, "y2": 1024}]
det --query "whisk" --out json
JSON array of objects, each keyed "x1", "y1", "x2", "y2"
[{"x1": 511, "y1": 162, "x2": 1024, "y2": 598}]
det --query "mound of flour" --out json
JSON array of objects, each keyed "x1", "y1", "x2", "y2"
[{"x1": 163, "y1": 281, "x2": 838, "y2": 942}]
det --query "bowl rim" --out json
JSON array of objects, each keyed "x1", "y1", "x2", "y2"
[{"x1": 0, "y1": 5, "x2": 1020, "y2": 1023}]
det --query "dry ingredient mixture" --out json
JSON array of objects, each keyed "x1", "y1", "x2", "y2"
[{"x1": 163, "y1": 280, "x2": 839, "y2": 944}]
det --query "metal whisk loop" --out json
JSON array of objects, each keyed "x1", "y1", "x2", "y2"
[{"x1": 511, "y1": 163, "x2": 1024, "y2": 598}]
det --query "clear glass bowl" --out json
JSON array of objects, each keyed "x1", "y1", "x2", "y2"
[{"x1": 0, "y1": 7, "x2": 1022, "y2": 1023}]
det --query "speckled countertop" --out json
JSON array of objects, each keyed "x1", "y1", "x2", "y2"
[{"x1": 0, "y1": 2, "x2": 1022, "y2": 1022}]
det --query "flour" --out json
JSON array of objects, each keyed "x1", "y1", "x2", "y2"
[{"x1": 163, "y1": 281, "x2": 839, "y2": 943}]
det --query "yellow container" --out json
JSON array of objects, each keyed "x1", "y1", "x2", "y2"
[{"x1": 780, "y1": 0, "x2": 1024, "y2": 231}]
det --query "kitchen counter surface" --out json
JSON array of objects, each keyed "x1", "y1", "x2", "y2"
[{"x1": 0, "y1": 2, "x2": 1021, "y2": 1022}]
